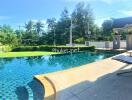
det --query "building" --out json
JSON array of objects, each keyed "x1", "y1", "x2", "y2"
[{"x1": 112, "y1": 17, "x2": 132, "y2": 50}]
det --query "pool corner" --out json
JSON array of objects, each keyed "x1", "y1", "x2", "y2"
[{"x1": 34, "y1": 75, "x2": 56, "y2": 100}]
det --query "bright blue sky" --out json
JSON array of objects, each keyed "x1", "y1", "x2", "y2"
[{"x1": 0, "y1": 0, "x2": 132, "y2": 29}]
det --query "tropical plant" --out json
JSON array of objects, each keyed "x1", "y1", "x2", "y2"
[
  {"x1": 25, "y1": 20, "x2": 34, "y2": 33},
  {"x1": 35, "y1": 21, "x2": 44, "y2": 36}
]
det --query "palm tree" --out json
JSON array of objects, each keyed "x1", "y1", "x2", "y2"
[
  {"x1": 47, "y1": 18, "x2": 56, "y2": 30},
  {"x1": 25, "y1": 20, "x2": 34, "y2": 33},
  {"x1": 35, "y1": 21, "x2": 44, "y2": 36},
  {"x1": 47, "y1": 18, "x2": 57, "y2": 46}
]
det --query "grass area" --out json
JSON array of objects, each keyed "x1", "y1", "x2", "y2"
[{"x1": 0, "y1": 51, "x2": 59, "y2": 58}]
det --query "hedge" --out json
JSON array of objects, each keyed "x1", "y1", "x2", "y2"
[{"x1": 12, "y1": 45, "x2": 95, "y2": 52}]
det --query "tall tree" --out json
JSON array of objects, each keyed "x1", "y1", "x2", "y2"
[
  {"x1": 25, "y1": 20, "x2": 34, "y2": 33},
  {"x1": 56, "y1": 8, "x2": 71, "y2": 45},
  {"x1": 47, "y1": 18, "x2": 56, "y2": 31},
  {"x1": 0, "y1": 25, "x2": 13, "y2": 33},
  {"x1": 102, "y1": 19, "x2": 113, "y2": 36},
  {"x1": 47, "y1": 18, "x2": 57, "y2": 45},
  {"x1": 35, "y1": 21, "x2": 44, "y2": 36},
  {"x1": 72, "y1": 2, "x2": 94, "y2": 42},
  {"x1": 0, "y1": 25, "x2": 18, "y2": 46},
  {"x1": 23, "y1": 20, "x2": 38, "y2": 45}
]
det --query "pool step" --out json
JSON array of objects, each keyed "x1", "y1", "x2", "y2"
[
  {"x1": 15, "y1": 80, "x2": 44, "y2": 99},
  {"x1": 25, "y1": 85, "x2": 34, "y2": 100}
]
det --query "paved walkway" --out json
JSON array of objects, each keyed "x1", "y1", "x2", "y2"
[{"x1": 35, "y1": 53, "x2": 132, "y2": 100}]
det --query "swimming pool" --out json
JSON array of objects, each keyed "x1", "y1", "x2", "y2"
[{"x1": 0, "y1": 51, "x2": 118, "y2": 99}]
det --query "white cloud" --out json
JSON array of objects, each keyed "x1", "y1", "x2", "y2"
[
  {"x1": 119, "y1": 10, "x2": 132, "y2": 16},
  {"x1": 64, "y1": 0, "x2": 130, "y2": 4},
  {"x1": 31, "y1": 19, "x2": 47, "y2": 24},
  {"x1": 31, "y1": 19, "x2": 38, "y2": 23},
  {"x1": 95, "y1": 17, "x2": 110, "y2": 27},
  {"x1": 41, "y1": 20, "x2": 47, "y2": 24}
]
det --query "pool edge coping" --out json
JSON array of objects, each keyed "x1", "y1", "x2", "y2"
[
  {"x1": 34, "y1": 52, "x2": 127, "y2": 100},
  {"x1": 34, "y1": 75, "x2": 56, "y2": 100}
]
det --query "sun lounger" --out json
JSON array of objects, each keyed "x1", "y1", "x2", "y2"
[
  {"x1": 113, "y1": 55, "x2": 132, "y2": 75},
  {"x1": 113, "y1": 55, "x2": 132, "y2": 64}
]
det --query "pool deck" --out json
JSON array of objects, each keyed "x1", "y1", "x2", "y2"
[{"x1": 35, "y1": 52, "x2": 132, "y2": 100}]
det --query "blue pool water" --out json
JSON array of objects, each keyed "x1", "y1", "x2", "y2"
[{"x1": 0, "y1": 51, "x2": 118, "y2": 99}]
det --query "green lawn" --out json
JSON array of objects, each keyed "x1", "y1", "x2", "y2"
[{"x1": 0, "y1": 51, "x2": 59, "y2": 58}]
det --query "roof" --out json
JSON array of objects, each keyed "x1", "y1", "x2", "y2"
[{"x1": 113, "y1": 17, "x2": 132, "y2": 28}]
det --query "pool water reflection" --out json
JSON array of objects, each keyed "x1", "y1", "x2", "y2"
[{"x1": 0, "y1": 51, "x2": 118, "y2": 99}]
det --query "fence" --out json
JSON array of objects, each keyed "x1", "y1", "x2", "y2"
[{"x1": 85, "y1": 40, "x2": 126, "y2": 49}]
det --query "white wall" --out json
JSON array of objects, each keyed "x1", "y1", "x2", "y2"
[
  {"x1": 85, "y1": 41, "x2": 126, "y2": 49},
  {"x1": 120, "y1": 40, "x2": 126, "y2": 49},
  {"x1": 89, "y1": 42, "x2": 106, "y2": 48}
]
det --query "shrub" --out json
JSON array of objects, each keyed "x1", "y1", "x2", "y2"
[
  {"x1": 12, "y1": 45, "x2": 95, "y2": 52},
  {"x1": 74, "y1": 38, "x2": 85, "y2": 44},
  {"x1": 0, "y1": 45, "x2": 12, "y2": 52}
]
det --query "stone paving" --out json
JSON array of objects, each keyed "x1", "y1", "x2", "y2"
[{"x1": 35, "y1": 53, "x2": 132, "y2": 100}]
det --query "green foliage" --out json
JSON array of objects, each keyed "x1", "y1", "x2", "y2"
[
  {"x1": 0, "y1": 25, "x2": 19, "y2": 46},
  {"x1": 55, "y1": 8, "x2": 71, "y2": 45},
  {"x1": 22, "y1": 20, "x2": 45, "y2": 45},
  {"x1": 35, "y1": 21, "x2": 44, "y2": 35},
  {"x1": 72, "y1": 2, "x2": 94, "y2": 40},
  {"x1": 102, "y1": 19, "x2": 113, "y2": 37},
  {"x1": 74, "y1": 37, "x2": 85, "y2": 43},
  {"x1": 121, "y1": 32, "x2": 126, "y2": 40},
  {"x1": 0, "y1": 2, "x2": 114, "y2": 46},
  {"x1": 25, "y1": 20, "x2": 34, "y2": 33},
  {"x1": 0, "y1": 25, "x2": 13, "y2": 33},
  {"x1": 47, "y1": 18, "x2": 56, "y2": 31},
  {"x1": 12, "y1": 45, "x2": 95, "y2": 52},
  {"x1": 45, "y1": 2, "x2": 95, "y2": 45},
  {"x1": 0, "y1": 45, "x2": 12, "y2": 52}
]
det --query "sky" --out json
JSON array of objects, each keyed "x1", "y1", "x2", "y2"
[{"x1": 0, "y1": 0, "x2": 132, "y2": 29}]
